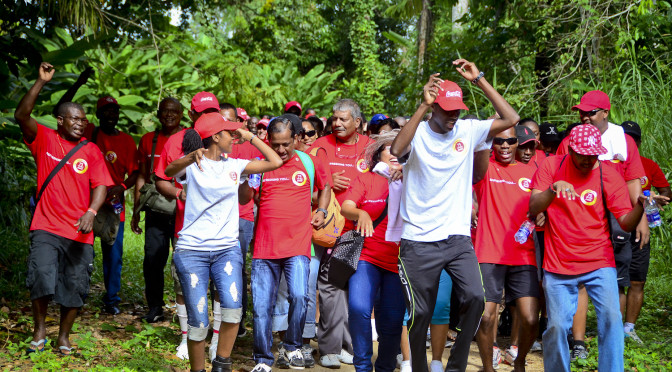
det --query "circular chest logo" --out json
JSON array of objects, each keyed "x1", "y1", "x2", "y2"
[
  {"x1": 105, "y1": 151, "x2": 118, "y2": 163},
  {"x1": 72, "y1": 159, "x2": 88, "y2": 174},
  {"x1": 356, "y1": 159, "x2": 369, "y2": 173},
  {"x1": 580, "y1": 189, "x2": 598, "y2": 206},
  {"x1": 641, "y1": 176, "x2": 649, "y2": 189},
  {"x1": 453, "y1": 139, "x2": 465, "y2": 153},
  {"x1": 292, "y1": 171, "x2": 307, "y2": 186},
  {"x1": 229, "y1": 172, "x2": 238, "y2": 183},
  {"x1": 518, "y1": 178, "x2": 532, "y2": 192}
]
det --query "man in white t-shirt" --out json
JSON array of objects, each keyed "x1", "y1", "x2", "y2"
[{"x1": 390, "y1": 58, "x2": 520, "y2": 372}]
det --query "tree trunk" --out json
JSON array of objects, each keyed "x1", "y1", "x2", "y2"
[
  {"x1": 534, "y1": 48, "x2": 551, "y2": 117},
  {"x1": 417, "y1": 0, "x2": 431, "y2": 80}
]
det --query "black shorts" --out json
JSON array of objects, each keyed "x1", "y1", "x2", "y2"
[
  {"x1": 479, "y1": 263, "x2": 540, "y2": 303},
  {"x1": 629, "y1": 233, "x2": 651, "y2": 282},
  {"x1": 535, "y1": 230, "x2": 545, "y2": 281},
  {"x1": 609, "y1": 213, "x2": 632, "y2": 288},
  {"x1": 26, "y1": 230, "x2": 94, "y2": 308}
]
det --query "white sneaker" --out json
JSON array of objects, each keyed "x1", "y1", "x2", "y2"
[
  {"x1": 400, "y1": 360, "x2": 412, "y2": 372},
  {"x1": 492, "y1": 346, "x2": 502, "y2": 370},
  {"x1": 209, "y1": 336, "x2": 219, "y2": 361},
  {"x1": 530, "y1": 340, "x2": 542, "y2": 352},
  {"x1": 319, "y1": 354, "x2": 341, "y2": 369},
  {"x1": 430, "y1": 360, "x2": 443, "y2": 372},
  {"x1": 251, "y1": 363, "x2": 272, "y2": 372},
  {"x1": 337, "y1": 349, "x2": 353, "y2": 364},
  {"x1": 371, "y1": 318, "x2": 379, "y2": 342},
  {"x1": 175, "y1": 339, "x2": 189, "y2": 360}
]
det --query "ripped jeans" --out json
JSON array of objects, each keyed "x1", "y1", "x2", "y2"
[{"x1": 173, "y1": 246, "x2": 243, "y2": 341}]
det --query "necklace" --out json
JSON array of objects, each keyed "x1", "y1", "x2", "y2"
[
  {"x1": 56, "y1": 133, "x2": 66, "y2": 157},
  {"x1": 203, "y1": 157, "x2": 226, "y2": 176}
]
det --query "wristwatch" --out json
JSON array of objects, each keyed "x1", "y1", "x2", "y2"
[{"x1": 316, "y1": 208, "x2": 328, "y2": 218}]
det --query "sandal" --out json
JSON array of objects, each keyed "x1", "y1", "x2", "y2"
[
  {"x1": 26, "y1": 339, "x2": 46, "y2": 354},
  {"x1": 57, "y1": 345, "x2": 74, "y2": 356}
]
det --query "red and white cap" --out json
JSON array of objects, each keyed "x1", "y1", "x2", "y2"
[
  {"x1": 569, "y1": 124, "x2": 608, "y2": 156},
  {"x1": 191, "y1": 91, "x2": 220, "y2": 113},
  {"x1": 237, "y1": 108, "x2": 250, "y2": 121},
  {"x1": 572, "y1": 90, "x2": 611, "y2": 111},
  {"x1": 97, "y1": 96, "x2": 119, "y2": 109},
  {"x1": 195, "y1": 112, "x2": 242, "y2": 139},
  {"x1": 434, "y1": 81, "x2": 469, "y2": 111},
  {"x1": 284, "y1": 101, "x2": 302, "y2": 112},
  {"x1": 257, "y1": 118, "x2": 270, "y2": 128}
]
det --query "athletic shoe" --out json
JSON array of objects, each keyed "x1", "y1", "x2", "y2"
[
  {"x1": 175, "y1": 339, "x2": 189, "y2": 360},
  {"x1": 493, "y1": 346, "x2": 502, "y2": 370},
  {"x1": 209, "y1": 336, "x2": 219, "y2": 361},
  {"x1": 430, "y1": 359, "x2": 443, "y2": 372},
  {"x1": 141, "y1": 306, "x2": 164, "y2": 323},
  {"x1": 251, "y1": 363, "x2": 272, "y2": 372},
  {"x1": 287, "y1": 349, "x2": 305, "y2": 369},
  {"x1": 371, "y1": 318, "x2": 379, "y2": 342},
  {"x1": 396, "y1": 353, "x2": 403, "y2": 368},
  {"x1": 301, "y1": 344, "x2": 315, "y2": 368},
  {"x1": 625, "y1": 329, "x2": 644, "y2": 344},
  {"x1": 319, "y1": 354, "x2": 341, "y2": 369},
  {"x1": 337, "y1": 349, "x2": 353, "y2": 364},
  {"x1": 426, "y1": 329, "x2": 432, "y2": 348},
  {"x1": 445, "y1": 339, "x2": 455, "y2": 348},
  {"x1": 504, "y1": 345, "x2": 518, "y2": 365},
  {"x1": 276, "y1": 346, "x2": 290, "y2": 369},
  {"x1": 530, "y1": 340, "x2": 543, "y2": 352},
  {"x1": 570, "y1": 344, "x2": 588, "y2": 362},
  {"x1": 237, "y1": 324, "x2": 247, "y2": 338},
  {"x1": 400, "y1": 360, "x2": 412, "y2": 372}
]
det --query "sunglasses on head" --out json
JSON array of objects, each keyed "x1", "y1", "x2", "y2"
[
  {"x1": 493, "y1": 137, "x2": 518, "y2": 145},
  {"x1": 580, "y1": 109, "x2": 604, "y2": 117},
  {"x1": 302, "y1": 130, "x2": 317, "y2": 138}
]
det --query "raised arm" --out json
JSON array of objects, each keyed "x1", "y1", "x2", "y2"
[
  {"x1": 15, "y1": 62, "x2": 55, "y2": 143},
  {"x1": 452, "y1": 59, "x2": 520, "y2": 138},
  {"x1": 390, "y1": 73, "x2": 443, "y2": 158},
  {"x1": 240, "y1": 128, "x2": 283, "y2": 174}
]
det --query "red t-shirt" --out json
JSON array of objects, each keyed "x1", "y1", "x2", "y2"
[
  {"x1": 138, "y1": 130, "x2": 176, "y2": 178},
  {"x1": 342, "y1": 172, "x2": 398, "y2": 273},
  {"x1": 253, "y1": 153, "x2": 329, "y2": 259},
  {"x1": 640, "y1": 156, "x2": 669, "y2": 191},
  {"x1": 230, "y1": 141, "x2": 264, "y2": 222},
  {"x1": 557, "y1": 133, "x2": 645, "y2": 182},
  {"x1": 95, "y1": 131, "x2": 138, "y2": 222},
  {"x1": 532, "y1": 155, "x2": 633, "y2": 275},
  {"x1": 155, "y1": 129, "x2": 187, "y2": 236},
  {"x1": 26, "y1": 124, "x2": 114, "y2": 244},
  {"x1": 473, "y1": 161, "x2": 537, "y2": 266},
  {"x1": 311, "y1": 134, "x2": 374, "y2": 205}
]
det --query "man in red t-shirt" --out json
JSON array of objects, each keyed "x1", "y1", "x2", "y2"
[
  {"x1": 91, "y1": 95, "x2": 139, "y2": 315},
  {"x1": 518, "y1": 118, "x2": 547, "y2": 166},
  {"x1": 620, "y1": 120, "x2": 671, "y2": 343},
  {"x1": 310, "y1": 99, "x2": 373, "y2": 365},
  {"x1": 529, "y1": 125, "x2": 655, "y2": 372},
  {"x1": 250, "y1": 116, "x2": 330, "y2": 371},
  {"x1": 473, "y1": 127, "x2": 540, "y2": 371},
  {"x1": 15, "y1": 63, "x2": 113, "y2": 355}
]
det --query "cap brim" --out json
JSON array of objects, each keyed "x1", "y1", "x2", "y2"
[
  {"x1": 572, "y1": 103, "x2": 599, "y2": 111},
  {"x1": 570, "y1": 144, "x2": 608, "y2": 155},
  {"x1": 436, "y1": 99, "x2": 469, "y2": 112},
  {"x1": 222, "y1": 121, "x2": 244, "y2": 131},
  {"x1": 519, "y1": 138, "x2": 538, "y2": 146},
  {"x1": 193, "y1": 103, "x2": 221, "y2": 113}
]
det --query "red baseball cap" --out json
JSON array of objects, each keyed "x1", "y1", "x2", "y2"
[
  {"x1": 97, "y1": 96, "x2": 119, "y2": 109},
  {"x1": 569, "y1": 124, "x2": 608, "y2": 156},
  {"x1": 257, "y1": 118, "x2": 270, "y2": 128},
  {"x1": 195, "y1": 112, "x2": 243, "y2": 139},
  {"x1": 191, "y1": 92, "x2": 220, "y2": 113},
  {"x1": 434, "y1": 81, "x2": 469, "y2": 111},
  {"x1": 284, "y1": 101, "x2": 302, "y2": 112},
  {"x1": 572, "y1": 90, "x2": 611, "y2": 111},
  {"x1": 237, "y1": 108, "x2": 250, "y2": 121}
]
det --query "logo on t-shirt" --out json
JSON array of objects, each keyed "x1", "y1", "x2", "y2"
[
  {"x1": 105, "y1": 151, "x2": 117, "y2": 164},
  {"x1": 453, "y1": 139, "x2": 465, "y2": 153},
  {"x1": 580, "y1": 189, "x2": 598, "y2": 206},
  {"x1": 292, "y1": 171, "x2": 307, "y2": 186},
  {"x1": 518, "y1": 178, "x2": 532, "y2": 192},
  {"x1": 356, "y1": 159, "x2": 369, "y2": 173},
  {"x1": 229, "y1": 172, "x2": 238, "y2": 183},
  {"x1": 72, "y1": 159, "x2": 88, "y2": 174},
  {"x1": 641, "y1": 176, "x2": 649, "y2": 189}
]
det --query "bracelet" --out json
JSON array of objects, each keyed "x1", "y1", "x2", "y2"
[
  {"x1": 120, "y1": 183, "x2": 127, "y2": 190},
  {"x1": 176, "y1": 189, "x2": 182, "y2": 199},
  {"x1": 249, "y1": 136, "x2": 255, "y2": 143},
  {"x1": 316, "y1": 208, "x2": 328, "y2": 218},
  {"x1": 549, "y1": 184, "x2": 557, "y2": 194},
  {"x1": 87, "y1": 208, "x2": 97, "y2": 216},
  {"x1": 472, "y1": 71, "x2": 485, "y2": 85}
]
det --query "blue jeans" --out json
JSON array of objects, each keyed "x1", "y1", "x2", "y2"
[
  {"x1": 252, "y1": 256, "x2": 310, "y2": 366},
  {"x1": 239, "y1": 218, "x2": 254, "y2": 323},
  {"x1": 543, "y1": 267, "x2": 623, "y2": 372},
  {"x1": 348, "y1": 261, "x2": 406, "y2": 372},
  {"x1": 101, "y1": 221, "x2": 124, "y2": 306},
  {"x1": 173, "y1": 247, "x2": 244, "y2": 341}
]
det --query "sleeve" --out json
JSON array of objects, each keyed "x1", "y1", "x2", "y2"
[
  {"x1": 155, "y1": 136, "x2": 180, "y2": 181},
  {"x1": 531, "y1": 157, "x2": 555, "y2": 191},
  {"x1": 604, "y1": 167, "x2": 633, "y2": 219},
  {"x1": 555, "y1": 137, "x2": 570, "y2": 155},
  {"x1": 311, "y1": 154, "x2": 329, "y2": 190},
  {"x1": 236, "y1": 158, "x2": 251, "y2": 176},
  {"x1": 623, "y1": 136, "x2": 645, "y2": 182},
  {"x1": 342, "y1": 174, "x2": 367, "y2": 207},
  {"x1": 25, "y1": 123, "x2": 46, "y2": 155},
  {"x1": 137, "y1": 134, "x2": 149, "y2": 162},
  {"x1": 470, "y1": 119, "x2": 494, "y2": 149},
  {"x1": 123, "y1": 135, "x2": 139, "y2": 175},
  {"x1": 475, "y1": 137, "x2": 493, "y2": 152},
  {"x1": 88, "y1": 145, "x2": 115, "y2": 189},
  {"x1": 315, "y1": 147, "x2": 331, "y2": 175},
  {"x1": 649, "y1": 160, "x2": 670, "y2": 188}
]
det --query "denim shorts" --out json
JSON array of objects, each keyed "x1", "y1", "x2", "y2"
[{"x1": 173, "y1": 246, "x2": 243, "y2": 340}]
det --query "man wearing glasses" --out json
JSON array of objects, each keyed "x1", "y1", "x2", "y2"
[{"x1": 555, "y1": 90, "x2": 647, "y2": 361}]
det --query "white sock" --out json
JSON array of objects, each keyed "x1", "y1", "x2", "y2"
[
  {"x1": 212, "y1": 300, "x2": 222, "y2": 340},
  {"x1": 176, "y1": 303, "x2": 188, "y2": 340},
  {"x1": 624, "y1": 322, "x2": 635, "y2": 333}
]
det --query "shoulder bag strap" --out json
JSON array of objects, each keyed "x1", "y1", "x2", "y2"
[
  {"x1": 36, "y1": 139, "x2": 90, "y2": 205},
  {"x1": 372, "y1": 197, "x2": 389, "y2": 229},
  {"x1": 295, "y1": 150, "x2": 315, "y2": 196},
  {"x1": 148, "y1": 130, "x2": 159, "y2": 182}
]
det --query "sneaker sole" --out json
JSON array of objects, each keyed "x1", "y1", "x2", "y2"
[{"x1": 289, "y1": 366, "x2": 305, "y2": 370}]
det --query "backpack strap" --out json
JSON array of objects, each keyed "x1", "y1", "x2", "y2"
[
  {"x1": 36, "y1": 139, "x2": 90, "y2": 205},
  {"x1": 295, "y1": 150, "x2": 315, "y2": 196}
]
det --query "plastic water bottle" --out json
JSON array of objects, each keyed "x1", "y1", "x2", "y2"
[
  {"x1": 643, "y1": 190, "x2": 662, "y2": 228},
  {"x1": 514, "y1": 220, "x2": 535, "y2": 243},
  {"x1": 248, "y1": 173, "x2": 261, "y2": 188},
  {"x1": 111, "y1": 196, "x2": 123, "y2": 214}
]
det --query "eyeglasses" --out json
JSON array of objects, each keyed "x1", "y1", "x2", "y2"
[
  {"x1": 302, "y1": 130, "x2": 317, "y2": 138},
  {"x1": 60, "y1": 116, "x2": 87, "y2": 124},
  {"x1": 580, "y1": 109, "x2": 604, "y2": 117},
  {"x1": 493, "y1": 137, "x2": 518, "y2": 146}
]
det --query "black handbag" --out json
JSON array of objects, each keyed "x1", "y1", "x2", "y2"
[{"x1": 325, "y1": 199, "x2": 388, "y2": 289}]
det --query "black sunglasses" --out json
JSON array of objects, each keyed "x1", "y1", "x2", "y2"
[
  {"x1": 580, "y1": 109, "x2": 604, "y2": 117},
  {"x1": 493, "y1": 137, "x2": 518, "y2": 146},
  {"x1": 302, "y1": 130, "x2": 317, "y2": 138}
]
